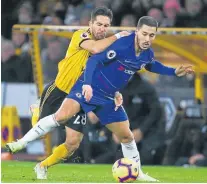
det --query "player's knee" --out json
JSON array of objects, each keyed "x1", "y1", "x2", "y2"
[
  {"x1": 55, "y1": 110, "x2": 69, "y2": 122},
  {"x1": 55, "y1": 99, "x2": 80, "y2": 123}
]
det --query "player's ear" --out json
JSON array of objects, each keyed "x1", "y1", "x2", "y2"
[{"x1": 89, "y1": 20, "x2": 92, "y2": 27}]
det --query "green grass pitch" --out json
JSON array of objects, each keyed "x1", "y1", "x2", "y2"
[{"x1": 2, "y1": 161, "x2": 207, "y2": 183}]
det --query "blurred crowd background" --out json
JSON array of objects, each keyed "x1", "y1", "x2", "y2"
[
  {"x1": 1, "y1": 0, "x2": 207, "y2": 167},
  {"x1": 2, "y1": 0, "x2": 207, "y2": 40},
  {"x1": 2, "y1": 0, "x2": 207, "y2": 84}
]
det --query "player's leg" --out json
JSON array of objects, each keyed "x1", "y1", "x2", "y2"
[
  {"x1": 35, "y1": 127, "x2": 84, "y2": 179},
  {"x1": 33, "y1": 82, "x2": 95, "y2": 179},
  {"x1": 32, "y1": 84, "x2": 82, "y2": 169},
  {"x1": 6, "y1": 98, "x2": 81, "y2": 153},
  {"x1": 94, "y1": 105, "x2": 140, "y2": 164},
  {"x1": 35, "y1": 114, "x2": 85, "y2": 179},
  {"x1": 107, "y1": 121, "x2": 158, "y2": 182},
  {"x1": 39, "y1": 112, "x2": 97, "y2": 169},
  {"x1": 106, "y1": 121, "x2": 141, "y2": 166},
  {"x1": 96, "y1": 105, "x2": 158, "y2": 182},
  {"x1": 40, "y1": 114, "x2": 86, "y2": 168}
]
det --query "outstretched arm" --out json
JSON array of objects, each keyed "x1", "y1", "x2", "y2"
[
  {"x1": 145, "y1": 60, "x2": 176, "y2": 76},
  {"x1": 145, "y1": 60, "x2": 194, "y2": 76}
]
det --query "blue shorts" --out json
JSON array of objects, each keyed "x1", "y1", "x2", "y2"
[{"x1": 67, "y1": 80, "x2": 128, "y2": 125}]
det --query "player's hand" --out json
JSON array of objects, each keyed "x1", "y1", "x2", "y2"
[
  {"x1": 82, "y1": 85, "x2": 93, "y2": 102},
  {"x1": 115, "y1": 31, "x2": 130, "y2": 39},
  {"x1": 119, "y1": 31, "x2": 131, "y2": 37},
  {"x1": 175, "y1": 65, "x2": 194, "y2": 77},
  {"x1": 114, "y1": 91, "x2": 123, "y2": 111}
]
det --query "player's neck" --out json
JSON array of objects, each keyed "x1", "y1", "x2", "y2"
[
  {"x1": 135, "y1": 47, "x2": 142, "y2": 56},
  {"x1": 135, "y1": 45, "x2": 141, "y2": 56},
  {"x1": 134, "y1": 36, "x2": 141, "y2": 56}
]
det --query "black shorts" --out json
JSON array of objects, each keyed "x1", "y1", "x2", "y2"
[{"x1": 39, "y1": 81, "x2": 86, "y2": 133}]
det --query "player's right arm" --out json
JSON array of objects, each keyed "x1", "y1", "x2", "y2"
[
  {"x1": 80, "y1": 31, "x2": 130, "y2": 54},
  {"x1": 84, "y1": 47, "x2": 119, "y2": 85},
  {"x1": 82, "y1": 44, "x2": 121, "y2": 101}
]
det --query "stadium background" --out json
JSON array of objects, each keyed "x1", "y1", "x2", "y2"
[{"x1": 1, "y1": 0, "x2": 207, "y2": 177}]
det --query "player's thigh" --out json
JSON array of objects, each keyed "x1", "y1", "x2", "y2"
[
  {"x1": 65, "y1": 113, "x2": 87, "y2": 134},
  {"x1": 95, "y1": 104, "x2": 128, "y2": 125},
  {"x1": 65, "y1": 125, "x2": 84, "y2": 150},
  {"x1": 95, "y1": 104, "x2": 133, "y2": 143},
  {"x1": 39, "y1": 83, "x2": 66, "y2": 119},
  {"x1": 106, "y1": 120, "x2": 134, "y2": 143},
  {"x1": 55, "y1": 98, "x2": 81, "y2": 122}
]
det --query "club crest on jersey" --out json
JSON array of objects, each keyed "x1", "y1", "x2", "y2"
[
  {"x1": 81, "y1": 32, "x2": 89, "y2": 39},
  {"x1": 140, "y1": 64, "x2": 146, "y2": 69},
  {"x1": 107, "y1": 50, "x2": 116, "y2": 59},
  {"x1": 76, "y1": 93, "x2": 82, "y2": 98}
]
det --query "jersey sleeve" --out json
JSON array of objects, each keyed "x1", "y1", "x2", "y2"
[
  {"x1": 145, "y1": 49, "x2": 176, "y2": 76},
  {"x1": 71, "y1": 30, "x2": 91, "y2": 49},
  {"x1": 84, "y1": 43, "x2": 122, "y2": 85}
]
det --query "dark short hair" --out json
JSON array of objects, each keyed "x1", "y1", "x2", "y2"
[
  {"x1": 91, "y1": 7, "x2": 113, "y2": 23},
  {"x1": 137, "y1": 16, "x2": 158, "y2": 31}
]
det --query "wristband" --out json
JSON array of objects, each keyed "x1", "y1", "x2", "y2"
[{"x1": 115, "y1": 33, "x2": 121, "y2": 39}]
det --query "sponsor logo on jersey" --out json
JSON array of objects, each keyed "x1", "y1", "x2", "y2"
[
  {"x1": 107, "y1": 50, "x2": 116, "y2": 59},
  {"x1": 117, "y1": 65, "x2": 134, "y2": 75},
  {"x1": 124, "y1": 69, "x2": 135, "y2": 75},
  {"x1": 118, "y1": 65, "x2": 125, "y2": 71}
]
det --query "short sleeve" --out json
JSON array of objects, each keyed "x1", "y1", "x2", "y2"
[{"x1": 71, "y1": 29, "x2": 92, "y2": 49}]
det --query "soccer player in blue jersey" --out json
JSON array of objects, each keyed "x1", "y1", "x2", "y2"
[{"x1": 7, "y1": 16, "x2": 193, "y2": 181}]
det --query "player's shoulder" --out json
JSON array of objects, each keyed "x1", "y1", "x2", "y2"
[
  {"x1": 111, "y1": 32, "x2": 135, "y2": 50},
  {"x1": 73, "y1": 28, "x2": 92, "y2": 39},
  {"x1": 117, "y1": 32, "x2": 135, "y2": 44}
]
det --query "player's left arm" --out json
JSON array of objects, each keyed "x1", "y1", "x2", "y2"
[
  {"x1": 145, "y1": 60, "x2": 194, "y2": 77},
  {"x1": 80, "y1": 31, "x2": 130, "y2": 54}
]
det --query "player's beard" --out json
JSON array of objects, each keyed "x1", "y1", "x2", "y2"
[
  {"x1": 95, "y1": 32, "x2": 106, "y2": 40},
  {"x1": 91, "y1": 28, "x2": 106, "y2": 40}
]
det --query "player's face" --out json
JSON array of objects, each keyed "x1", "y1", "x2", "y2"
[
  {"x1": 136, "y1": 25, "x2": 157, "y2": 50},
  {"x1": 90, "y1": 15, "x2": 111, "y2": 40}
]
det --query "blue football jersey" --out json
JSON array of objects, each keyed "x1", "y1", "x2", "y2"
[{"x1": 84, "y1": 32, "x2": 175, "y2": 97}]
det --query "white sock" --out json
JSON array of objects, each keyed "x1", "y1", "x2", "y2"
[
  {"x1": 121, "y1": 140, "x2": 143, "y2": 173},
  {"x1": 19, "y1": 114, "x2": 59, "y2": 146}
]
